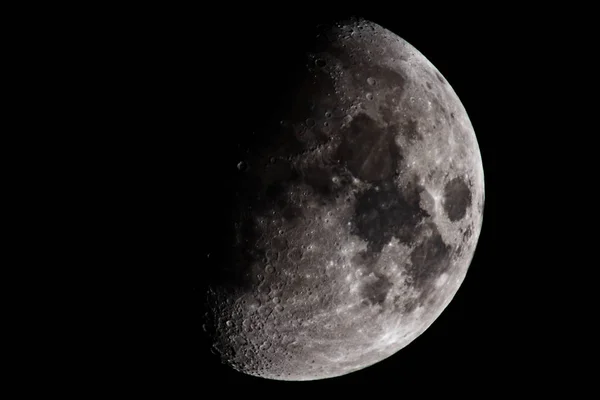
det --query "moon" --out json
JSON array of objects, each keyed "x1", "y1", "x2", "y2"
[{"x1": 200, "y1": 18, "x2": 484, "y2": 381}]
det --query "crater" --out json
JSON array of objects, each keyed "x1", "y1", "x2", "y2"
[
  {"x1": 436, "y1": 72, "x2": 446, "y2": 85},
  {"x1": 359, "y1": 66, "x2": 407, "y2": 96}
]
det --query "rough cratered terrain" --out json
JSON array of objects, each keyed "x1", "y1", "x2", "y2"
[{"x1": 201, "y1": 18, "x2": 484, "y2": 381}]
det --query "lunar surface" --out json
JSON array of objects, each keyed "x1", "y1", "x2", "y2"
[{"x1": 200, "y1": 18, "x2": 484, "y2": 381}]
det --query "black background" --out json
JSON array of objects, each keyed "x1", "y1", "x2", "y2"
[{"x1": 95, "y1": 3, "x2": 572, "y2": 394}]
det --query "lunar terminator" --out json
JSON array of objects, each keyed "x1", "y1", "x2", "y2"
[{"x1": 201, "y1": 18, "x2": 484, "y2": 381}]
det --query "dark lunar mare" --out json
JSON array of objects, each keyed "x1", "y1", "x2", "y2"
[
  {"x1": 352, "y1": 181, "x2": 428, "y2": 254},
  {"x1": 336, "y1": 113, "x2": 403, "y2": 182},
  {"x1": 443, "y1": 177, "x2": 472, "y2": 221}
]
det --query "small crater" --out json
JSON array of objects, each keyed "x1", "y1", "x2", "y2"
[
  {"x1": 265, "y1": 249, "x2": 278, "y2": 261},
  {"x1": 436, "y1": 72, "x2": 446, "y2": 84},
  {"x1": 259, "y1": 341, "x2": 272, "y2": 350},
  {"x1": 237, "y1": 161, "x2": 248, "y2": 171}
]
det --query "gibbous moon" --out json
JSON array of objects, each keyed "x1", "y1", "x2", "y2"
[{"x1": 201, "y1": 18, "x2": 484, "y2": 381}]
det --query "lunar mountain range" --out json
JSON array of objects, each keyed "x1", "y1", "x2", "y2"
[{"x1": 200, "y1": 18, "x2": 484, "y2": 381}]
